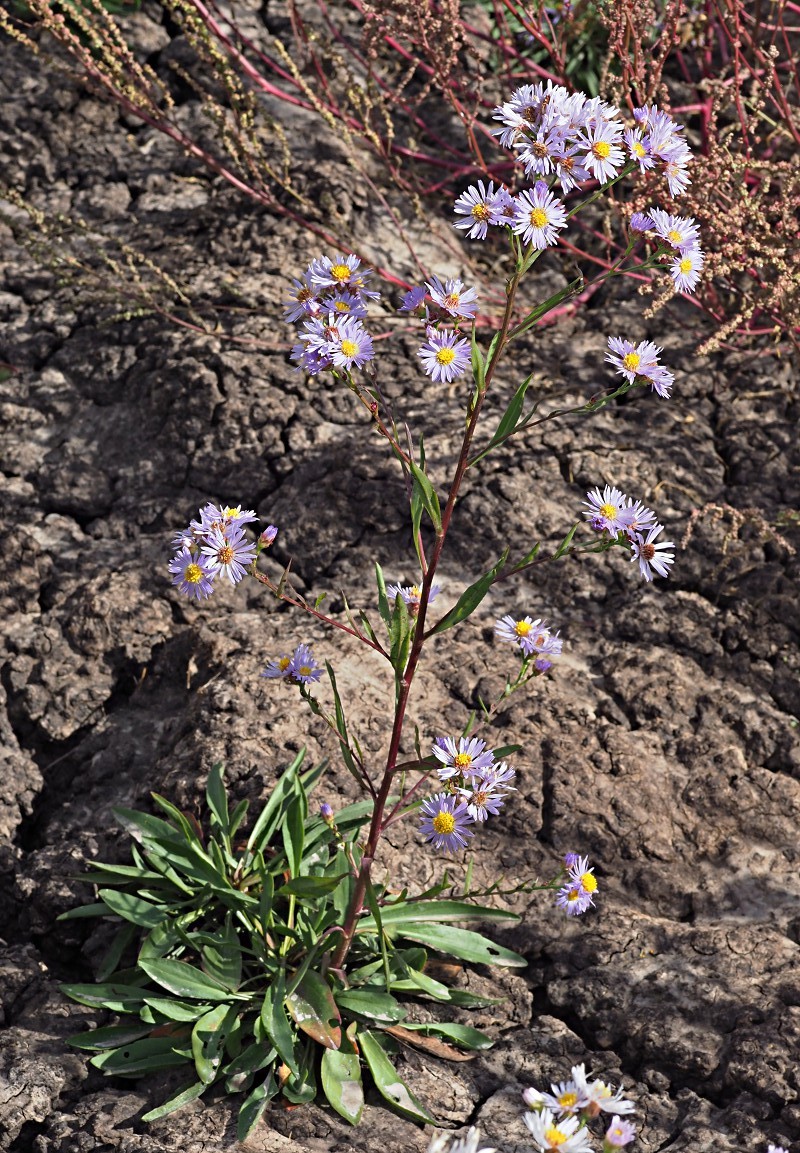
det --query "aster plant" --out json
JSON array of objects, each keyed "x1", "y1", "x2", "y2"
[{"x1": 64, "y1": 80, "x2": 704, "y2": 1136}]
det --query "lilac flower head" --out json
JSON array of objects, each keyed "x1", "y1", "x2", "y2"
[
  {"x1": 328, "y1": 316, "x2": 375, "y2": 370},
  {"x1": 326, "y1": 289, "x2": 368, "y2": 319},
  {"x1": 453, "y1": 180, "x2": 514, "y2": 240},
  {"x1": 511, "y1": 183, "x2": 568, "y2": 249},
  {"x1": 580, "y1": 118, "x2": 625, "y2": 183},
  {"x1": 400, "y1": 285, "x2": 427, "y2": 312},
  {"x1": 556, "y1": 881, "x2": 595, "y2": 916},
  {"x1": 583, "y1": 485, "x2": 634, "y2": 534},
  {"x1": 671, "y1": 247, "x2": 704, "y2": 294},
  {"x1": 386, "y1": 582, "x2": 440, "y2": 617},
  {"x1": 262, "y1": 654, "x2": 294, "y2": 679},
  {"x1": 418, "y1": 329, "x2": 471, "y2": 384},
  {"x1": 432, "y1": 736, "x2": 495, "y2": 781},
  {"x1": 200, "y1": 525, "x2": 257, "y2": 586},
  {"x1": 605, "y1": 336, "x2": 674, "y2": 398},
  {"x1": 630, "y1": 524, "x2": 675, "y2": 581},
  {"x1": 168, "y1": 548, "x2": 216, "y2": 601},
  {"x1": 419, "y1": 792, "x2": 475, "y2": 854},
  {"x1": 457, "y1": 776, "x2": 510, "y2": 822},
  {"x1": 283, "y1": 274, "x2": 321, "y2": 323},
  {"x1": 605, "y1": 1116, "x2": 636, "y2": 1147},
  {"x1": 629, "y1": 211, "x2": 654, "y2": 233},
  {"x1": 289, "y1": 643, "x2": 324, "y2": 684},
  {"x1": 426, "y1": 274, "x2": 479, "y2": 319},
  {"x1": 319, "y1": 802, "x2": 335, "y2": 822},
  {"x1": 573, "y1": 1066, "x2": 634, "y2": 1117},
  {"x1": 649, "y1": 208, "x2": 701, "y2": 253},
  {"x1": 563, "y1": 851, "x2": 581, "y2": 870},
  {"x1": 260, "y1": 525, "x2": 278, "y2": 547},
  {"x1": 524, "y1": 1107, "x2": 594, "y2": 1153}
]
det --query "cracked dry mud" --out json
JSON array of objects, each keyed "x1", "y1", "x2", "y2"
[{"x1": 1, "y1": 8, "x2": 799, "y2": 1153}]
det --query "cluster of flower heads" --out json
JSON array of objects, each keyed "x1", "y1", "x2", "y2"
[
  {"x1": 453, "y1": 83, "x2": 704, "y2": 297},
  {"x1": 522, "y1": 1062, "x2": 635, "y2": 1153},
  {"x1": 262, "y1": 643, "x2": 323, "y2": 686},
  {"x1": 285, "y1": 254, "x2": 379, "y2": 375},
  {"x1": 169, "y1": 503, "x2": 274, "y2": 600},
  {"x1": 556, "y1": 853, "x2": 599, "y2": 917},
  {"x1": 495, "y1": 614, "x2": 562, "y2": 672},
  {"x1": 584, "y1": 485, "x2": 675, "y2": 582},
  {"x1": 400, "y1": 274, "x2": 479, "y2": 386},
  {"x1": 419, "y1": 737, "x2": 516, "y2": 853}
]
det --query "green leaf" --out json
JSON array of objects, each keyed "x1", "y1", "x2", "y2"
[
  {"x1": 237, "y1": 1071, "x2": 277, "y2": 1141},
  {"x1": 97, "y1": 889, "x2": 167, "y2": 929},
  {"x1": 91, "y1": 1036, "x2": 190, "y2": 1076},
  {"x1": 260, "y1": 972, "x2": 298, "y2": 1075},
  {"x1": 553, "y1": 521, "x2": 580, "y2": 559},
  {"x1": 281, "y1": 787, "x2": 307, "y2": 878},
  {"x1": 374, "y1": 562, "x2": 392, "y2": 627},
  {"x1": 357, "y1": 900, "x2": 518, "y2": 929},
  {"x1": 192, "y1": 1003, "x2": 238, "y2": 1085},
  {"x1": 58, "y1": 902, "x2": 121, "y2": 921},
  {"x1": 246, "y1": 750, "x2": 306, "y2": 856},
  {"x1": 141, "y1": 1079, "x2": 207, "y2": 1122},
  {"x1": 445, "y1": 988, "x2": 505, "y2": 1008},
  {"x1": 470, "y1": 325, "x2": 486, "y2": 391},
  {"x1": 491, "y1": 372, "x2": 533, "y2": 447},
  {"x1": 335, "y1": 988, "x2": 406, "y2": 1024},
  {"x1": 205, "y1": 764, "x2": 230, "y2": 840},
  {"x1": 393, "y1": 923, "x2": 526, "y2": 968},
  {"x1": 201, "y1": 917, "x2": 242, "y2": 991},
  {"x1": 399, "y1": 1022, "x2": 493, "y2": 1050},
  {"x1": 388, "y1": 588, "x2": 412, "y2": 674},
  {"x1": 67, "y1": 1023, "x2": 154, "y2": 1051},
  {"x1": 429, "y1": 548, "x2": 509, "y2": 635},
  {"x1": 139, "y1": 958, "x2": 241, "y2": 1002},
  {"x1": 143, "y1": 997, "x2": 212, "y2": 1022},
  {"x1": 60, "y1": 982, "x2": 148, "y2": 1013},
  {"x1": 276, "y1": 873, "x2": 350, "y2": 898},
  {"x1": 409, "y1": 460, "x2": 442, "y2": 533},
  {"x1": 321, "y1": 1048, "x2": 364, "y2": 1125},
  {"x1": 359, "y1": 1031, "x2": 434, "y2": 1123},
  {"x1": 325, "y1": 663, "x2": 362, "y2": 787},
  {"x1": 286, "y1": 970, "x2": 341, "y2": 1050}
]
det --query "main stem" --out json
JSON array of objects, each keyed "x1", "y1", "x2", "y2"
[{"x1": 330, "y1": 266, "x2": 524, "y2": 970}]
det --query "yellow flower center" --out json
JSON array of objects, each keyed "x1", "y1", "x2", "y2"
[
  {"x1": 278, "y1": 657, "x2": 291, "y2": 671},
  {"x1": 633, "y1": 141, "x2": 646, "y2": 157},
  {"x1": 444, "y1": 293, "x2": 461, "y2": 311},
  {"x1": 567, "y1": 887, "x2": 581, "y2": 903},
  {"x1": 558, "y1": 1091, "x2": 578, "y2": 1109},
  {"x1": 581, "y1": 872, "x2": 597, "y2": 893},
  {"x1": 599, "y1": 502, "x2": 617, "y2": 520},
  {"x1": 454, "y1": 753, "x2": 472, "y2": 769},
  {"x1": 185, "y1": 563, "x2": 203, "y2": 584},
  {"x1": 436, "y1": 347, "x2": 456, "y2": 366},
  {"x1": 515, "y1": 621, "x2": 532, "y2": 636},
  {"x1": 297, "y1": 665, "x2": 312, "y2": 677},
  {"x1": 333, "y1": 300, "x2": 351, "y2": 312},
  {"x1": 529, "y1": 207, "x2": 549, "y2": 229},
  {"x1": 680, "y1": 257, "x2": 693, "y2": 273},
  {"x1": 472, "y1": 202, "x2": 491, "y2": 221},
  {"x1": 472, "y1": 790, "x2": 487, "y2": 806},
  {"x1": 544, "y1": 1127, "x2": 568, "y2": 1147},
  {"x1": 340, "y1": 339, "x2": 358, "y2": 358},
  {"x1": 432, "y1": 811, "x2": 456, "y2": 835},
  {"x1": 592, "y1": 140, "x2": 611, "y2": 159},
  {"x1": 668, "y1": 229, "x2": 682, "y2": 243},
  {"x1": 623, "y1": 351, "x2": 640, "y2": 372},
  {"x1": 410, "y1": 585, "x2": 421, "y2": 597},
  {"x1": 218, "y1": 545, "x2": 234, "y2": 565},
  {"x1": 296, "y1": 287, "x2": 312, "y2": 303},
  {"x1": 330, "y1": 263, "x2": 351, "y2": 282}
]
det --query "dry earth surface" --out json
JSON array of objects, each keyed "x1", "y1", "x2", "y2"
[{"x1": 1, "y1": 6, "x2": 799, "y2": 1152}]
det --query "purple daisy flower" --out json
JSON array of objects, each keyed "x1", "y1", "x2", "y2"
[
  {"x1": 453, "y1": 179, "x2": 514, "y2": 239},
  {"x1": 624, "y1": 499, "x2": 658, "y2": 536},
  {"x1": 605, "y1": 336, "x2": 674, "y2": 397},
  {"x1": 326, "y1": 290, "x2": 368, "y2": 319},
  {"x1": 583, "y1": 485, "x2": 634, "y2": 534},
  {"x1": 328, "y1": 316, "x2": 374, "y2": 370},
  {"x1": 288, "y1": 643, "x2": 323, "y2": 684},
  {"x1": 649, "y1": 208, "x2": 701, "y2": 253},
  {"x1": 580, "y1": 119, "x2": 625, "y2": 182},
  {"x1": 200, "y1": 525, "x2": 257, "y2": 585},
  {"x1": 419, "y1": 793, "x2": 475, "y2": 853},
  {"x1": 670, "y1": 247, "x2": 704, "y2": 294},
  {"x1": 260, "y1": 525, "x2": 278, "y2": 547},
  {"x1": 418, "y1": 329, "x2": 471, "y2": 384},
  {"x1": 623, "y1": 127, "x2": 655, "y2": 173},
  {"x1": 629, "y1": 211, "x2": 654, "y2": 233},
  {"x1": 262, "y1": 654, "x2": 294, "y2": 679},
  {"x1": 168, "y1": 547, "x2": 216, "y2": 600},
  {"x1": 386, "y1": 582, "x2": 440, "y2": 616},
  {"x1": 426, "y1": 275, "x2": 479, "y2": 319},
  {"x1": 457, "y1": 776, "x2": 510, "y2": 822},
  {"x1": 511, "y1": 182, "x2": 568, "y2": 249},
  {"x1": 556, "y1": 881, "x2": 595, "y2": 916},
  {"x1": 400, "y1": 285, "x2": 427, "y2": 312},
  {"x1": 630, "y1": 524, "x2": 675, "y2": 581},
  {"x1": 283, "y1": 275, "x2": 321, "y2": 323},
  {"x1": 605, "y1": 1117, "x2": 636, "y2": 1148},
  {"x1": 432, "y1": 736, "x2": 495, "y2": 781}
]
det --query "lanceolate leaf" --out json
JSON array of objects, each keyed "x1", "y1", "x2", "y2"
[
  {"x1": 321, "y1": 1048, "x2": 364, "y2": 1125},
  {"x1": 260, "y1": 972, "x2": 298, "y2": 1075},
  {"x1": 141, "y1": 1079, "x2": 207, "y2": 1122},
  {"x1": 409, "y1": 460, "x2": 442, "y2": 533},
  {"x1": 237, "y1": 1072, "x2": 277, "y2": 1142},
  {"x1": 429, "y1": 548, "x2": 510, "y2": 635},
  {"x1": 335, "y1": 988, "x2": 407, "y2": 1024},
  {"x1": 391, "y1": 923, "x2": 526, "y2": 968},
  {"x1": 90, "y1": 1036, "x2": 190, "y2": 1076},
  {"x1": 286, "y1": 970, "x2": 341, "y2": 1050},
  {"x1": 191, "y1": 1003, "x2": 239, "y2": 1085},
  {"x1": 139, "y1": 958, "x2": 243, "y2": 1002},
  {"x1": 359, "y1": 1031, "x2": 434, "y2": 1123},
  {"x1": 357, "y1": 900, "x2": 519, "y2": 930},
  {"x1": 97, "y1": 889, "x2": 168, "y2": 929}
]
